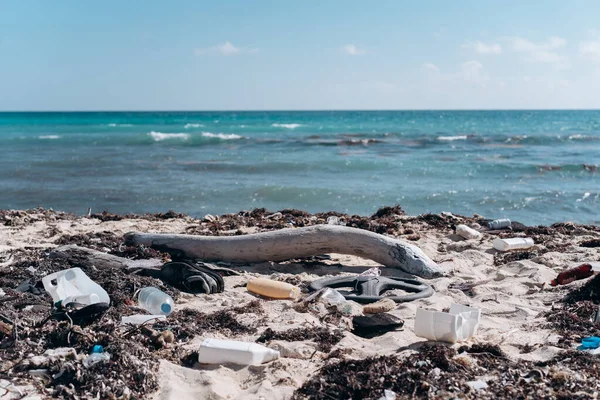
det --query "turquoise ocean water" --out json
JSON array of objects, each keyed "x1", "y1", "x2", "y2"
[{"x1": 1, "y1": 111, "x2": 599, "y2": 225}]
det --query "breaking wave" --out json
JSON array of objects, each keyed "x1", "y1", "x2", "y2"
[
  {"x1": 272, "y1": 123, "x2": 302, "y2": 129},
  {"x1": 148, "y1": 132, "x2": 190, "y2": 141}
]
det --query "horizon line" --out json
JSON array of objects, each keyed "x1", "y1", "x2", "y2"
[{"x1": 1, "y1": 108, "x2": 600, "y2": 113}]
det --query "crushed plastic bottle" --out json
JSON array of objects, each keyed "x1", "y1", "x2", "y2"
[
  {"x1": 137, "y1": 287, "x2": 174, "y2": 316},
  {"x1": 42, "y1": 267, "x2": 110, "y2": 307},
  {"x1": 550, "y1": 263, "x2": 596, "y2": 286},
  {"x1": 83, "y1": 345, "x2": 110, "y2": 368}
]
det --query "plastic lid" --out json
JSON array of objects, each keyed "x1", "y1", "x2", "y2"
[{"x1": 161, "y1": 303, "x2": 172, "y2": 314}]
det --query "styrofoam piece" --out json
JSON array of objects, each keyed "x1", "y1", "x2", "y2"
[
  {"x1": 42, "y1": 267, "x2": 110, "y2": 306},
  {"x1": 414, "y1": 303, "x2": 481, "y2": 343},
  {"x1": 197, "y1": 338, "x2": 280, "y2": 366},
  {"x1": 121, "y1": 314, "x2": 167, "y2": 325}
]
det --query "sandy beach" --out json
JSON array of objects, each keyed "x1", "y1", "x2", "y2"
[{"x1": 1, "y1": 207, "x2": 600, "y2": 399}]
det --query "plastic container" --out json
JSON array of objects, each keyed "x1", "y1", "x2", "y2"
[
  {"x1": 137, "y1": 287, "x2": 174, "y2": 316},
  {"x1": 493, "y1": 237, "x2": 534, "y2": 251},
  {"x1": 83, "y1": 346, "x2": 110, "y2": 368},
  {"x1": 414, "y1": 303, "x2": 481, "y2": 343},
  {"x1": 456, "y1": 224, "x2": 481, "y2": 240},
  {"x1": 121, "y1": 314, "x2": 167, "y2": 325},
  {"x1": 488, "y1": 218, "x2": 511, "y2": 230},
  {"x1": 42, "y1": 267, "x2": 110, "y2": 307},
  {"x1": 197, "y1": 338, "x2": 280, "y2": 366},
  {"x1": 550, "y1": 263, "x2": 595, "y2": 286},
  {"x1": 247, "y1": 278, "x2": 300, "y2": 299}
]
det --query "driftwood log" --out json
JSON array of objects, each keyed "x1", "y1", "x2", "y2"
[
  {"x1": 49, "y1": 245, "x2": 162, "y2": 270},
  {"x1": 124, "y1": 225, "x2": 446, "y2": 279}
]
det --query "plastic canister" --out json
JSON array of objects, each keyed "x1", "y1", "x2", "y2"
[
  {"x1": 414, "y1": 303, "x2": 481, "y2": 343},
  {"x1": 246, "y1": 278, "x2": 300, "y2": 299},
  {"x1": 42, "y1": 267, "x2": 110, "y2": 307},
  {"x1": 493, "y1": 237, "x2": 534, "y2": 252},
  {"x1": 197, "y1": 338, "x2": 280, "y2": 366}
]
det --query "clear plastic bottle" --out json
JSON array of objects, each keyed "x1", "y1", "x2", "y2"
[
  {"x1": 455, "y1": 224, "x2": 481, "y2": 240},
  {"x1": 488, "y1": 218, "x2": 511, "y2": 230},
  {"x1": 137, "y1": 287, "x2": 174, "y2": 316}
]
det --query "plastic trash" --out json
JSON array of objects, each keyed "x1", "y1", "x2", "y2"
[
  {"x1": 578, "y1": 336, "x2": 600, "y2": 350},
  {"x1": 121, "y1": 314, "x2": 167, "y2": 325},
  {"x1": 83, "y1": 346, "x2": 110, "y2": 368},
  {"x1": 137, "y1": 287, "x2": 174, "y2": 316},
  {"x1": 414, "y1": 303, "x2": 481, "y2": 343},
  {"x1": 42, "y1": 267, "x2": 110, "y2": 307},
  {"x1": 455, "y1": 224, "x2": 481, "y2": 240},
  {"x1": 378, "y1": 389, "x2": 397, "y2": 400},
  {"x1": 247, "y1": 278, "x2": 300, "y2": 299},
  {"x1": 466, "y1": 380, "x2": 488, "y2": 390},
  {"x1": 327, "y1": 216, "x2": 345, "y2": 225},
  {"x1": 493, "y1": 237, "x2": 534, "y2": 252},
  {"x1": 360, "y1": 267, "x2": 382, "y2": 276},
  {"x1": 488, "y1": 218, "x2": 511, "y2": 230},
  {"x1": 550, "y1": 263, "x2": 597, "y2": 286},
  {"x1": 197, "y1": 338, "x2": 280, "y2": 366}
]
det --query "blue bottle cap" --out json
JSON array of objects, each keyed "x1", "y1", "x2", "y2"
[
  {"x1": 161, "y1": 303, "x2": 172, "y2": 314},
  {"x1": 92, "y1": 345, "x2": 104, "y2": 353}
]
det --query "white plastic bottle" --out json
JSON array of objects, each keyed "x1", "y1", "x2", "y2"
[
  {"x1": 137, "y1": 287, "x2": 174, "y2": 316},
  {"x1": 42, "y1": 267, "x2": 110, "y2": 307},
  {"x1": 493, "y1": 237, "x2": 534, "y2": 252},
  {"x1": 197, "y1": 338, "x2": 280, "y2": 366},
  {"x1": 247, "y1": 278, "x2": 300, "y2": 299},
  {"x1": 455, "y1": 224, "x2": 481, "y2": 240},
  {"x1": 488, "y1": 218, "x2": 511, "y2": 230}
]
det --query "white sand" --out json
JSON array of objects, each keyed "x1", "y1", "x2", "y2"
[{"x1": 1, "y1": 210, "x2": 599, "y2": 399}]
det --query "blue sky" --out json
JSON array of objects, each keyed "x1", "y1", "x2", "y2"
[{"x1": 1, "y1": 0, "x2": 600, "y2": 110}]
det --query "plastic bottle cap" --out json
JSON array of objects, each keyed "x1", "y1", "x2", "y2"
[
  {"x1": 92, "y1": 345, "x2": 104, "y2": 353},
  {"x1": 161, "y1": 303, "x2": 172, "y2": 314}
]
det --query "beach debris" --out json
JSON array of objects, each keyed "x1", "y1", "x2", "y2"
[
  {"x1": 360, "y1": 266, "x2": 381, "y2": 276},
  {"x1": 414, "y1": 303, "x2": 480, "y2": 343},
  {"x1": 488, "y1": 218, "x2": 512, "y2": 230},
  {"x1": 83, "y1": 346, "x2": 111, "y2": 368},
  {"x1": 352, "y1": 314, "x2": 404, "y2": 338},
  {"x1": 247, "y1": 277, "x2": 300, "y2": 299},
  {"x1": 455, "y1": 224, "x2": 481, "y2": 240},
  {"x1": 121, "y1": 314, "x2": 167, "y2": 326},
  {"x1": 378, "y1": 389, "x2": 397, "y2": 400},
  {"x1": 196, "y1": 338, "x2": 280, "y2": 366},
  {"x1": 578, "y1": 336, "x2": 600, "y2": 350},
  {"x1": 580, "y1": 239, "x2": 600, "y2": 248},
  {"x1": 550, "y1": 263, "x2": 597, "y2": 286},
  {"x1": 124, "y1": 224, "x2": 446, "y2": 279},
  {"x1": 300, "y1": 288, "x2": 362, "y2": 317},
  {"x1": 327, "y1": 216, "x2": 346, "y2": 225},
  {"x1": 363, "y1": 298, "x2": 396, "y2": 314},
  {"x1": 257, "y1": 327, "x2": 344, "y2": 352},
  {"x1": 466, "y1": 380, "x2": 488, "y2": 390},
  {"x1": 133, "y1": 260, "x2": 232, "y2": 294},
  {"x1": 493, "y1": 237, "x2": 534, "y2": 252},
  {"x1": 42, "y1": 267, "x2": 110, "y2": 307},
  {"x1": 137, "y1": 287, "x2": 174, "y2": 316},
  {"x1": 308, "y1": 275, "x2": 434, "y2": 303}
]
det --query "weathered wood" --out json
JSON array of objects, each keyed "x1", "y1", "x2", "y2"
[
  {"x1": 49, "y1": 245, "x2": 162, "y2": 270},
  {"x1": 124, "y1": 225, "x2": 445, "y2": 278}
]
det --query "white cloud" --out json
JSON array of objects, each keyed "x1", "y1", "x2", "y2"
[
  {"x1": 506, "y1": 36, "x2": 569, "y2": 67},
  {"x1": 580, "y1": 39, "x2": 600, "y2": 60},
  {"x1": 194, "y1": 41, "x2": 257, "y2": 56},
  {"x1": 457, "y1": 60, "x2": 489, "y2": 86},
  {"x1": 422, "y1": 62, "x2": 439, "y2": 72},
  {"x1": 462, "y1": 41, "x2": 502, "y2": 54},
  {"x1": 342, "y1": 44, "x2": 366, "y2": 56}
]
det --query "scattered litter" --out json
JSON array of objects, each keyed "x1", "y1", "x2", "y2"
[
  {"x1": 197, "y1": 338, "x2": 280, "y2": 366},
  {"x1": 488, "y1": 218, "x2": 511, "y2": 230},
  {"x1": 414, "y1": 303, "x2": 480, "y2": 343},
  {"x1": 247, "y1": 277, "x2": 300, "y2": 299},
  {"x1": 327, "y1": 216, "x2": 346, "y2": 225},
  {"x1": 15, "y1": 279, "x2": 42, "y2": 295},
  {"x1": 137, "y1": 287, "x2": 174, "y2": 316},
  {"x1": 455, "y1": 224, "x2": 481, "y2": 240},
  {"x1": 578, "y1": 336, "x2": 600, "y2": 350},
  {"x1": 466, "y1": 380, "x2": 488, "y2": 390},
  {"x1": 551, "y1": 263, "x2": 596, "y2": 286},
  {"x1": 42, "y1": 267, "x2": 110, "y2": 307},
  {"x1": 360, "y1": 267, "x2": 382, "y2": 276},
  {"x1": 121, "y1": 314, "x2": 167, "y2": 326},
  {"x1": 352, "y1": 314, "x2": 404, "y2": 338},
  {"x1": 493, "y1": 237, "x2": 534, "y2": 252},
  {"x1": 363, "y1": 298, "x2": 396, "y2": 314},
  {"x1": 378, "y1": 389, "x2": 397, "y2": 400},
  {"x1": 83, "y1": 346, "x2": 111, "y2": 368}
]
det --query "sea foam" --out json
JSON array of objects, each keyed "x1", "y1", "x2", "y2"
[
  {"x1": 148, "y1": 132, "x2": 190, "y2": 141},
  {"x1": 201, "y1": 132, "x2": 243, "y2": 140},
  {"x1": 437, "y1": 135, "x2": 467, "y2": 141},
  {"x1": 39, "y1": 135, "x2": 60, "y2": 140},
  {"x1": 184, "y1": 123, "x2": 204, "y2": 129},
  {"x1": 272, "y1": 123, "x2": 302, "y2": 129}
]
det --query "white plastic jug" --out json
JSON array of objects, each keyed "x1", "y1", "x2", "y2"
[
  {"x1": 414, "y1": 304, "x2": 481, "y2": 343},
  {"x1": 493, "y1": 237, "x2": 534, "y2": 252},
  {"x1": 42, "y1": 267, "x2": 110, "y2": 307},
  {"x1": 197, "y1": 338, "x2": 280, "y2": 366}
]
